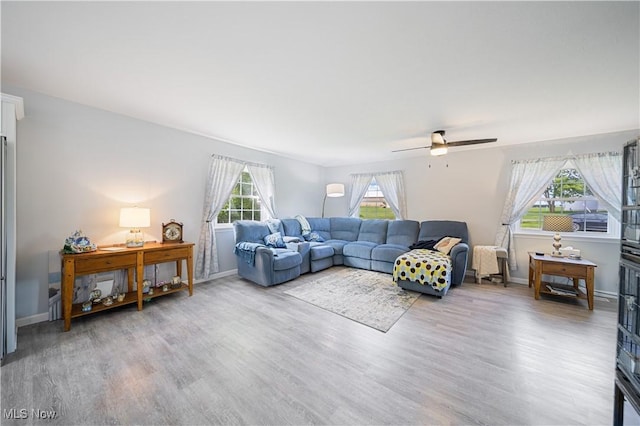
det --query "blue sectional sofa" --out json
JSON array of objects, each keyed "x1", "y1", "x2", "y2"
[{"x1": 233, "y1": 217, "x2": 469, "y2": 297}]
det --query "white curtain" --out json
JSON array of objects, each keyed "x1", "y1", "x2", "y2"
[
  {"x1": 247, "y1": 163, "x2": 277, "y2": 219},
  {"x1": 495, "y1": 157, "x2": 567, "y2": 269},
  {"x1": 195, "y1": 155, "x2": 244, "y2": 279},
  {"x1": 375, "y1": 171, "x2": 408, "y2": 219},
  {"x1": 573, "y1": 152, "x2": 622, "y2": 221},
  {"x1": 348, "y1": 173, "x2": 374, "y2": 218}
]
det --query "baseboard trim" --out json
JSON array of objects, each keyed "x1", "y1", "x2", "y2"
[
  {"x1": 195, "y1": 268, "x2": 237, "y2": 284},
  {"x1": 16, "y1": 313, "x2": 49, "y2": 328}
]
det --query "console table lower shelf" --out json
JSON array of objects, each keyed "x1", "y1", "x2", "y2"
[{"x1": 61, "y1": 242, "x2": 194, "y2": 331}]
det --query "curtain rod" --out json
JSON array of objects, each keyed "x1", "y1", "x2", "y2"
[
  {"x1": 511, "y1": 151, "x2": 621, "y2": 164},
  {"x1": 211, "y1": 154, "x2": 273, "y2": 169},
  {"x1": 350, "y1": 170, "x2": 404, "y2": 178}
]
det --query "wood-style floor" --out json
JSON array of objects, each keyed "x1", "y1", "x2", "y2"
[{"x1": 1, "y1": 268, "x2": 619, "y2": 425}]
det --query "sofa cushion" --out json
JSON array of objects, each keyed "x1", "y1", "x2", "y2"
[
  {"x1": 371, "y1": 244, "x2": 410, "y2": 262},
  {"x1": 264, "y1": 232, "x2": 286, "y2": 248},
  {"x1": 281, "y1": 218, "x2": 304, "y2": 239},
  {"x1": 343, "y1": 241, "x2": 378, "y2": 259},
  {"x1": 234, "y1": 220, "x2": 270, "y2": 244},
  {"x1": 386, "y1": 220, "x2": 420, "y2": 247},
  {"x1": 306, "y1": 217, "x2": 331, "y2": 241},
  {"x1": 324, "y1": 239, "x2": 349, "y2": 256},
  {"x1": 330, "y1": 217, "x2": 362, "y2": 241},
  {"x1": 357, "y1": 220, "x2": 388, "y2": 244},
  {"x1": 271, "y1": 249, "x2": 302, "y2": 271},
  {"x1": 419, "y1": 220, "x2": 469, "y2": 244},
  {"x1": 310, "y1": 244, "x2": 334, "y2": 260}
]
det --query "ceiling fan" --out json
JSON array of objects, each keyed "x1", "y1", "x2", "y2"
[{"x1": 393, "y1": 130, "x2": 498, "y2": 156}]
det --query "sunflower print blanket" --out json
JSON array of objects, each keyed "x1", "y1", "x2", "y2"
[{"x1": 392, "y1": 249, "x2": 451, "y2": 291}]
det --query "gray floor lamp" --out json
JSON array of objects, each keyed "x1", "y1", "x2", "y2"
[{"x1": 322, "y1": 183, "x2": 345, "y2": 217}]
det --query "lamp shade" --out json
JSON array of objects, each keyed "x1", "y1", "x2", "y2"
[
  {"x1": 542, "y1": 215, "x2": 574, "y2": 232},
  {"x1": 119, "y1": 207, "x2": 151, "y2": 228},
  {"x1": 326, "y1": 183, "x2": 345, "y2": 198}
]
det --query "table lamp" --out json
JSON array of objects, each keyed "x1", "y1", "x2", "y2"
[
  {"x1": 542, "y1": 215, "x2": 574, "y2": 257},
  {"x1": 119, "y1": 207, "x2": 151, "y2": 247}
]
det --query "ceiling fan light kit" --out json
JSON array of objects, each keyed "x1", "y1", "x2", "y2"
[
  {"x1": 430, "y1": 143, "x2": 448, "y2": 156},
  {"x1": 393, "y1": 129, "x2": 498, "y2": 156}
]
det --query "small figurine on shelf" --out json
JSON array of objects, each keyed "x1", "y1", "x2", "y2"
[
  {"x1": 62, "y1": 230, "x2": 97, "y2": 254},
  {"x1": 170, "y1": 276, "x2": 182, "y2": 289}
]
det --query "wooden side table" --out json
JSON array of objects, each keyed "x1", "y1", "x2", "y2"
[{"x1": 528, "y1": 252, "x2": 597, "y2": 310}]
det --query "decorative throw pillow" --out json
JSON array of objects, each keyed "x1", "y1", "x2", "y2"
[
  {"x1": 295, "y1": 214, "x2": 312, "y2": 237},
  {"x1": 304, "y1": 232, "x2": 325, "y2": 242},
  {"x1": 434, "y1": 237, "x2": 462, "y2": 255},
  {"x1": 266, "y1": 218, "x2": 281, "y2": 234},
  {"x1": 264, "y1": 232, "x2": 286, "y2": 248}
]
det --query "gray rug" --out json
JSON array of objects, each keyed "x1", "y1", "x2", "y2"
[{"x1": 284, "y1": 267, "x2": 420, "y2": 332}]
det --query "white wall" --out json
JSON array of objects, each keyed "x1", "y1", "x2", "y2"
[
  {"x1": 9, "y1": 86, "x2": 323, "y2": 320},
  {"x1": 324, "y1": 130, "x2": 639, "y2": 295}
]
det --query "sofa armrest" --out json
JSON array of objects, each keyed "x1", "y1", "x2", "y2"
[
  {"x1": 254, "y1": 246, "x2": 277, "y2": 265},
  {"x1": 287, "y1": 240, "x2": 310, "y2": 253},
  {"x1": 449, "y1": 242, "x2": 469, "y2": 286}
]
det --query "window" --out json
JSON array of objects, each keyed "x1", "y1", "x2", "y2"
[
  {"x1": 359, "y1": 178, "x2": 395, "y2": 220},
  {"x1": 217, "y1": 169, "x2": 261, "y2": 224},
  {"x1": 520, "y1": 167, "x2": 612, "y2": 234}
]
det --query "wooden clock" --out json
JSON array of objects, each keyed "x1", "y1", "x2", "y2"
[{"x1": 162, "y1": 220, "x2": 183, "y2": 243}]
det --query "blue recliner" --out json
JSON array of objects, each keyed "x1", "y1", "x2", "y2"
[{"x1": 233, "y1": 220, "x2": 303, "y2": 286}]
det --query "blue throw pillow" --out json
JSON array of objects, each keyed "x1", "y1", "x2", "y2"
[
  {"x1": 304, "y1": 231, "x2": 325, "y2": 242},
  {"x1": 264, "y1": 232, "x2": 286, "y2": 248},
  {"x1": 266, "y1": 218, "x2": 281, "y2": 234}
]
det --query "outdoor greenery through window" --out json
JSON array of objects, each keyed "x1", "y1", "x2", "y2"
[
  {"x1": 217, "y1": 170, "x2": 261, "y2": 224},
  {"x1": 359, "y1": 178, "x2": 395, "y2": 220},
  {"x1": 520, "y1": 168, "x2": 609, "y2": 233}
]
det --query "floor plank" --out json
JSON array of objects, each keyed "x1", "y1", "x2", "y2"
[{"x1": 1, "y1": 267, "x2": 619, "y2": 425}]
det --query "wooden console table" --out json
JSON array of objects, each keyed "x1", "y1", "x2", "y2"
[
  {"x1": 528, "y1": 252, "x2": 597, "y2": 310},
  {"x1": 60, "y1": 242, "x2": 194, "y2": 331}
]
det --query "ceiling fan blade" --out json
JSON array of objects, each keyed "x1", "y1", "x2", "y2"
[
  {"x1": 391, "y1": 146, "x2": 428, "y2": 153},
  {"x1": 445, "y1": 138, "x2": 498, "y2": 147}
]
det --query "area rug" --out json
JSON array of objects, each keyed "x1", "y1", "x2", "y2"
[{"x1": 284, "y1": 267, "x2": 420, "y2": 332}]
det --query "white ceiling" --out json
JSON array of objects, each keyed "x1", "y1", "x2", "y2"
[{"x1": 2, "y1": 1, "x2": 639, "y2": 166}]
